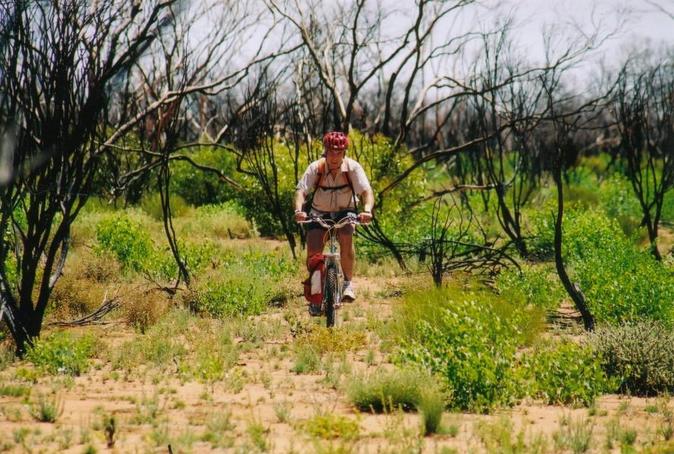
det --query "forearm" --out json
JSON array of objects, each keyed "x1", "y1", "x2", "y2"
[
  {"x1": 294, "y1": 190, "x2": 306, "y2": 212},
  {"x1": 361, "y1": 189, "x2": 374, "y2": 212}
]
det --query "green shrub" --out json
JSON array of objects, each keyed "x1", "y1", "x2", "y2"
[
  {"x1": 302, "y1": 413, "x2": 360, "y2": 440},
  {"x1": 597, "y1": 174, "x2": 643, "y2": 236},
  {"x1": 392, "y1": 286, "x2": 542, "y2": 412},
  {"x1": 95, "y1": 214, "x2": 153, "y2": 272},
  {"x1": 566, "y1": 210, "x2": 674, "y2": 324},
  {"x1": 496, "y1": 264, "x2": 564, "y2": 311},
  {"x1": 347, "y1": 367, "x2": 446, "y2": 413},
  {"x1": 26, "y1": 331, "x2": 98, "y2": 376},
  {"x1": 291, "y1": 345, "x2": 321, "y2": 374},
  {"x1": 178, "y1": 202, "x2": 253, "y2": 239},
  {"x1": 139, "y1": 192, "x2": 189, "y2": 220},
  {"x1": 519, "y1": 340, "x2": 616, "y2": 407},
  {"x1": 418, "y1": 388, "x2": 446, "y2": 436},
  {"x1": 169, "y1": 146, "x2": 238, "y2": 206},
  {"x1": 151, "y1": 240, "x2": 222, "y2": 281},
  {"x1": 533, "y1": 208, "x2": 674, "y2": 324},
  {"x1": 590, "y1": 320, "x2": 674, "y2": 396},
  {"x1": 662, "y1": 191, "x2": 674, "y2": 223},
  {"x1": 29, "y1": 393, "x2": 64, "y2": 422},
  {"x1": 187, "y1": 247, "x2": 297, "y2": 318}
]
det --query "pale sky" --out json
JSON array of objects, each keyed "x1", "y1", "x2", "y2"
[{"x1": 486, "y1": 0, "x2": 673, "y2": 69}]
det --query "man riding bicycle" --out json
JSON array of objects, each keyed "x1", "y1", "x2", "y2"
[{"x1": 294, "y1": 131, "x2": 374, "y2": 314}]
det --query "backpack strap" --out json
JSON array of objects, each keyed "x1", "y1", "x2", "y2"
[{"x1": 313, "y1": 158, "x2": 358, "y2": 210}]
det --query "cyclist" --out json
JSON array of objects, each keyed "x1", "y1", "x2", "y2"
[{"x1": 294, "y1": 131, "x2": 374, "y2": 313}]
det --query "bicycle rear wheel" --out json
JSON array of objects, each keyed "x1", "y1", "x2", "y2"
[{"x1": 324, "y1": 264, "x2": 340, "y2": 327}]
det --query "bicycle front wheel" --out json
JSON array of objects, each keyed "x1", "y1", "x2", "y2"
[{"x1": 324, "y1": 264, "x2": 340, "y2": 328}]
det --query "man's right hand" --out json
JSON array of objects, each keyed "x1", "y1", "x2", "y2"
[{"x1": 294, "y1": 210, "x2": 307, "y2": 222}]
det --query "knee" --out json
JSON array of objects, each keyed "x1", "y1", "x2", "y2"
[{"x1": 339, "y1": 237, "x2": 355, "y2": 258}]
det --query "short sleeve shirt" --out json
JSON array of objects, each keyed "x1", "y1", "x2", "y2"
[{"x1": 296, "y1": 157, "x2": 372, "y2": 213}]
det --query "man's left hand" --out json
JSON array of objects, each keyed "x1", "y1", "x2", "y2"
[{"x1": 358, "y1": 211, "x2": 373, "y2": 224}]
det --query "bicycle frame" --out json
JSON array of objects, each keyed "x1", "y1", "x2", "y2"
[{"x1": 299, "y1": 214, "x2": 359, "y2": 326}]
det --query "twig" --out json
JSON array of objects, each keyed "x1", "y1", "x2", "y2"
[{"x1": 47, "y1": 293, "x2": 120, "y2": 327}]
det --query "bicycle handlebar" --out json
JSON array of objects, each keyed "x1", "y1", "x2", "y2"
[{"x1": 297, "y1": 214, "x2": 361, "y2": 229}]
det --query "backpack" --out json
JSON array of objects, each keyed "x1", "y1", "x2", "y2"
[
  {"x1": 304, "y1": 158, "x2": 358, "y2": 212},
  {"x1": 303, "y1": 252, "x2": 325, "y2": 306}
]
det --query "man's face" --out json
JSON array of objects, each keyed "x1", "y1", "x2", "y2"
[{"x1": 325, "y1": 147, "x2": 345, "y2": 169}]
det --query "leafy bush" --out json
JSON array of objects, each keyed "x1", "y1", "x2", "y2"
[
  {"x1": 391, "y1": 286, "x2": 542, "y2": 412},
  {"x1": 496, "y1": 264, "x2": 564, "y2": 311},
  {"x1": 95, "y1": 214, "x2": 153, "y2": 272},
  {"x1": 590, "y1": 320, "x2": 674, "y2": 396},
  {"x1": 169, "y1": 146, "x2": 238, "y2": 206},
  {"x1": 533, "y1": 208, "x2": 674, "y2": 324},
  {"x1": 519, "y1": 340, "x2": 616, "y2": 407},
  {"x1": 178, "y1": 202, "x2": 254, "y2": 240},
  {"x1": 186, "y1": 247, "x2": 297, "y2": 318},
  {"x1": 565, "y1": 210, "x2": 674, "y2": 324},
  {"x1": 597, "y1": 174, "x2": 643, "y2": 236},
  {"x1": 347, "y1": 367, "x2": 446, "y2": 414},
  {"x1": 302, "y1": 413, "x2": 360, "y2": 440},
  {"x1": 26, "y1": 331, "x2": 98, "y2": 376},
  {"x1": 139, "y1": 192, "x2": 189, "y2": 220}
]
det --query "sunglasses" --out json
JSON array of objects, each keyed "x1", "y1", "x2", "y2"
[{"x1": 326, "y1": 148, "x2": 345, "y2": 154}]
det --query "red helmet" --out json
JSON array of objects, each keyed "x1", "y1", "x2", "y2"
[{"x1": 323, "y1": 131, "x2": 348, "y2": 150}]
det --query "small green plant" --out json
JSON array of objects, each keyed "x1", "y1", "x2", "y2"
[
  {"x1": 273, "y1": 401, "x2": 292, "y2": 424},
  {"x1": 303, "y1": 413, "x2": 360, "y2": 440},
  {"x1": 131, "y1": 394, "x2": 163, "y2": 425},
  {"x1": 102, "y1": 413, "x2": 116, "y2": 448},
  {"x1": 658, "y1": 407, "x2": 674, "y2": 442},
  {"x1": 477, "y1": 417, "x2": 527, "y2": 453},
  {"x1": 519, "y1": 340, "x2": 616, "y2": 407},
  {"x1": 29, "y1": 393, "x2": 64, "y2": 423},
  {"x1": 0, "y1": 384, "x2": 31, "y2": 398},
  {"x1": 347, "y1": 367, "x2": 445, "y2": 413},
  {"x1": 201, "y1": 411, "x2": 235, "y2": 448},
  {"x1": 621, "y1": 428, "x2": 637, "y2": 447},
  {"x1": 247, "y1": 419, "x2": 270, "y2": 452},
  {"x1": 13, "y1": 427, "x2": 29, "y2": 444},
  {"x1": 26, "y1": 331, "x2": 98, "y2": 376},
  {"x1": 291, "y1": 345, "x2": 321, "y2": 374},
  {"x1": 553, "y1": 416, "x2": 594, "y2": 454},
  {"x1": 95, "y1": 214, "x2": 153, "y2": 272},
  {"x1": 418, "y1": 388, "x2": 445, "y2": 436},
  {"x1": 605, "y1": 417, "x2": 621, "y2": 450}
]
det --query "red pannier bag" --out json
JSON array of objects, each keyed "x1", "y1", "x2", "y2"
[{"x1": 303, "y1": 253, "x2": 325, "y2": 307}]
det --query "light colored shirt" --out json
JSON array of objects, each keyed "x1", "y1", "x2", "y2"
[{"x1": 296, "y1": 157, "x2": 372, "y2": 212}]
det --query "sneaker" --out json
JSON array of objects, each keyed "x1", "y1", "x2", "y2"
[
  {"x1": 308, "y1": 304, "x2": 322, "y2": 316},
  {"x1": 341, "y1": 281, "x2": 356, "y2": 302}
]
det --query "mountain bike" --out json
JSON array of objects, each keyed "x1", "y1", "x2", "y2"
[{"x1": 299, "y1": 214, "x2": 359, "y2": 327}]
